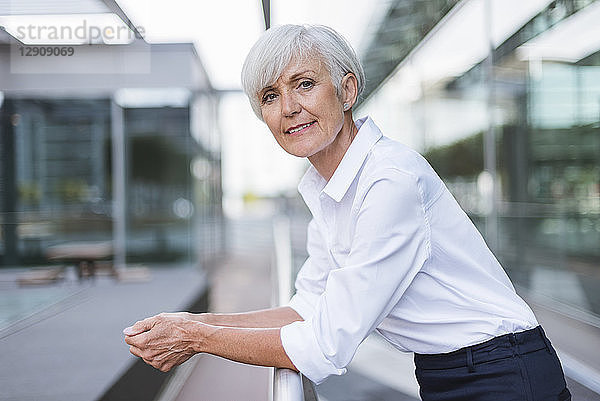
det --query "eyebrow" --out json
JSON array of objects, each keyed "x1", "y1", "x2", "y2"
[
  {"x1": 288, "y1": 69, "x2": 317, "y2": 81},
  {"x1": 260, "y1": 70, "x2": 318, "y2": 96}
]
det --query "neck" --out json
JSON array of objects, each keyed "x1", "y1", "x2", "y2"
[{"x1": 308, "y1": 113, "x2": 358, "y2": 181}]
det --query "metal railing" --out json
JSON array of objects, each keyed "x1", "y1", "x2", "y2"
[{"x1": 272, "y1": 216, "x2": 318, "y2": 401}]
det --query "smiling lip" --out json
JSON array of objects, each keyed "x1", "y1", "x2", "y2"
[{"x1": 285, "y1": 121, "x2": 316, "y2": 135}]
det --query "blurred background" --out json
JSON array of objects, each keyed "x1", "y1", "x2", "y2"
[{"x1": 1, "y1": 0, "x2": 599, "y2": 400}]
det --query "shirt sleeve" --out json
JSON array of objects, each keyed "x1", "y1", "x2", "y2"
[
  {"x1": 288, "y1": 219, "x2": 330, "y2": 320},
  {"x1": 281, "y1": 169, "x2": 430, "y2": 384}
]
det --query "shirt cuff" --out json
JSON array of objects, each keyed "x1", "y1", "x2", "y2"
[
  {"x1": 280, "y1": 319, "x2": 346, "y2": 384},
  {"x1": 287, "y1": 292, "x2": 316, "y2": 320}
]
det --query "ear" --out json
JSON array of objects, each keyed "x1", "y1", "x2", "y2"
[{"x1": 340, "y1": 73, "x2": 358, "y2": 110}]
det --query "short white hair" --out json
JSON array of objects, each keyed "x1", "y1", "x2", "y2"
[{"x1": 241, "y1": 24, "x2": 366, "y2": 120}]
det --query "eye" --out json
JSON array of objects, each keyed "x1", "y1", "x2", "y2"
[
  {"x1": 261, "y1": 92, "x2": 277, "y2": 104},
  {"x1": 299, "y1": 80, "x2": 314, "y2": 89}
]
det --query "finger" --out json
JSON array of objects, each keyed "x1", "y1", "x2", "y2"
[
  {"x1": 123, "y1": 317, "x2": 155, "y2": 336},
  {"x1": 129, "y1": 345, "x2": 143, "y2": 358},
  {"x1": 155, "y1": 361, "x2": 172, "y2": 372},
  {"x1": 123, "y1": 322, "x2": 149, "y2": 336},
  {"x1": 125, "y1": 331, "x2": 149, "y2": 347},
  {"x1": 124, "y1": 331, "x2": 146, "y2": 346}
]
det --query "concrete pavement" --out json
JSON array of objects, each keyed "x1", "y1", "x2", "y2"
[{"x1": 0, "y1": 264, "x2": 207, "y2": 401}]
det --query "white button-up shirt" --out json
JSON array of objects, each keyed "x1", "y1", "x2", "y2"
[{"x1": 280, "y1": 116, "x2": 538, "y2": 384}]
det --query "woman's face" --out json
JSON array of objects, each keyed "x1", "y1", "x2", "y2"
[{"x1": 259, "y1": 56, "x2": 346, "y2": 160}]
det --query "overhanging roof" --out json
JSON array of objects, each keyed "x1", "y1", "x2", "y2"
[{"x1": 0, "y1": 0, "x2": 144, "y2": 42}]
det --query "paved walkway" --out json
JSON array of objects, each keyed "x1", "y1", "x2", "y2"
[{"x1": 0, "y1": 264, "x2": 206, "y2": 401}]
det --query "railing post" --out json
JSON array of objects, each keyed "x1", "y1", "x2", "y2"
[{"x1": 272, "y1": 216, "x2": 307, "y2": 401}]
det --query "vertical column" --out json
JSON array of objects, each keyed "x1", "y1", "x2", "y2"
[
  {"x1": 91, "y1": 117, "x2": 105, "y2": 197},
  {"x1": 33, "y1": 108, "x2": 48, "y2": 208},
  {"x1": 215, "y1": 94, "x2": 226, "y2": 260},
  {"x1": 483, "y1": 0, "x2": 498, "y2": 251},
  {"x1": 1, "y1": 98, "x2": 18, "y2": 266},
  {"x1": 262, "y1": 0, "x2": 271, "y2": 30},
  {"x1": 111, "y1": 99, "x2": 126, "y2": 269}
]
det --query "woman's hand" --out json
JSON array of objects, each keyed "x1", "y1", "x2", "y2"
[
  {"x1": 123, "y1": 312, "x2": 202, "y2": 372},
  {"x1": 123, "y1": 308, "x2": 299, "y2": 373}
]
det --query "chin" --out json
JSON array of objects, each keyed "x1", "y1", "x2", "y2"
[
  {"x1": 279, "y1": 143, "x2": 314, "y2": 158},
  {"x1": 284, "y1": 148, "x2": 311, "y2": 158}
]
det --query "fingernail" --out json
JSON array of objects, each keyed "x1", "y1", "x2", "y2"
[{"x1": 123, "y1": 326, "x2": 134, "y2": 336}]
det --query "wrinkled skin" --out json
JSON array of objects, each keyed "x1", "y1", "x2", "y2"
[{"x1": 124, "y1": 312, "x2": 201, "y2": 372}]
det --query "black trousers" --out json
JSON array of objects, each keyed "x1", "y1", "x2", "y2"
[{"x1": 414, "y1": 326, "x2": 571, "y2": 401}]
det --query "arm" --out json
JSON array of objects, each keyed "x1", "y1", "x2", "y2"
[
  {"x1": 197, "y1": 324, "x2": 296, "y2": 369},
  {"x1": 124, "y1": 313, "x2": 297, "y2": 372},
  {"x1": 187, "y1": 306, "x2": 303, "y2": 328}
]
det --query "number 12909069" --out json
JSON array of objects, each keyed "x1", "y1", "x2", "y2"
[{"x1": 18, "y1": 46, "x2": 75, "y2": 56}]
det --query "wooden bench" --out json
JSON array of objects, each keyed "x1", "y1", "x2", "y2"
[{"x1": 46, "y1": 241, "x2": 114, "y2": 280}]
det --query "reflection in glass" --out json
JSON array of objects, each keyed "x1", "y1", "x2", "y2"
[{"x1": 360, "y1": 0, "x2": 600, "y2": 319}]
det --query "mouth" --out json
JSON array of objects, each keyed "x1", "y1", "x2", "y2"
[{"x1": 285, "y1": 121, "x2": 316, "y2": 135}]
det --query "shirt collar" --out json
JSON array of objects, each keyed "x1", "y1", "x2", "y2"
[{"x1": 298, "y1": 116, "x2": 383, "y2": 203}]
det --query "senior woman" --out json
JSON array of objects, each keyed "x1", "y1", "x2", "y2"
[{"x1": 124, "y1": 24, "x2": 570, "y2": 400}]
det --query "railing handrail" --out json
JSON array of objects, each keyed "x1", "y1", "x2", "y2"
[{"x1": 272, "y1": 216, "x2": 306, "y2": 401}]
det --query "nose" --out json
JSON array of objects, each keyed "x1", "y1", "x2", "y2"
[{"x1": 280, "y1": 92, "x2": 301, "y2": 117}]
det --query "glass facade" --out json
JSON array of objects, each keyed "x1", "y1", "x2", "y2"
[
  {"x1": 360, "y1": 0, "x2": 600, "y2": 319},
  {"x1": 2, "y1": 98, "x2": 112, "y2": 265},
  {"x1": 0, "y1": 95, "x2": 223, "y2": 267}
]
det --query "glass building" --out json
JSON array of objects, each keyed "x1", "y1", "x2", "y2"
[{"x1": 0, "y1": 34, "x2": 224, "y2": 268}]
